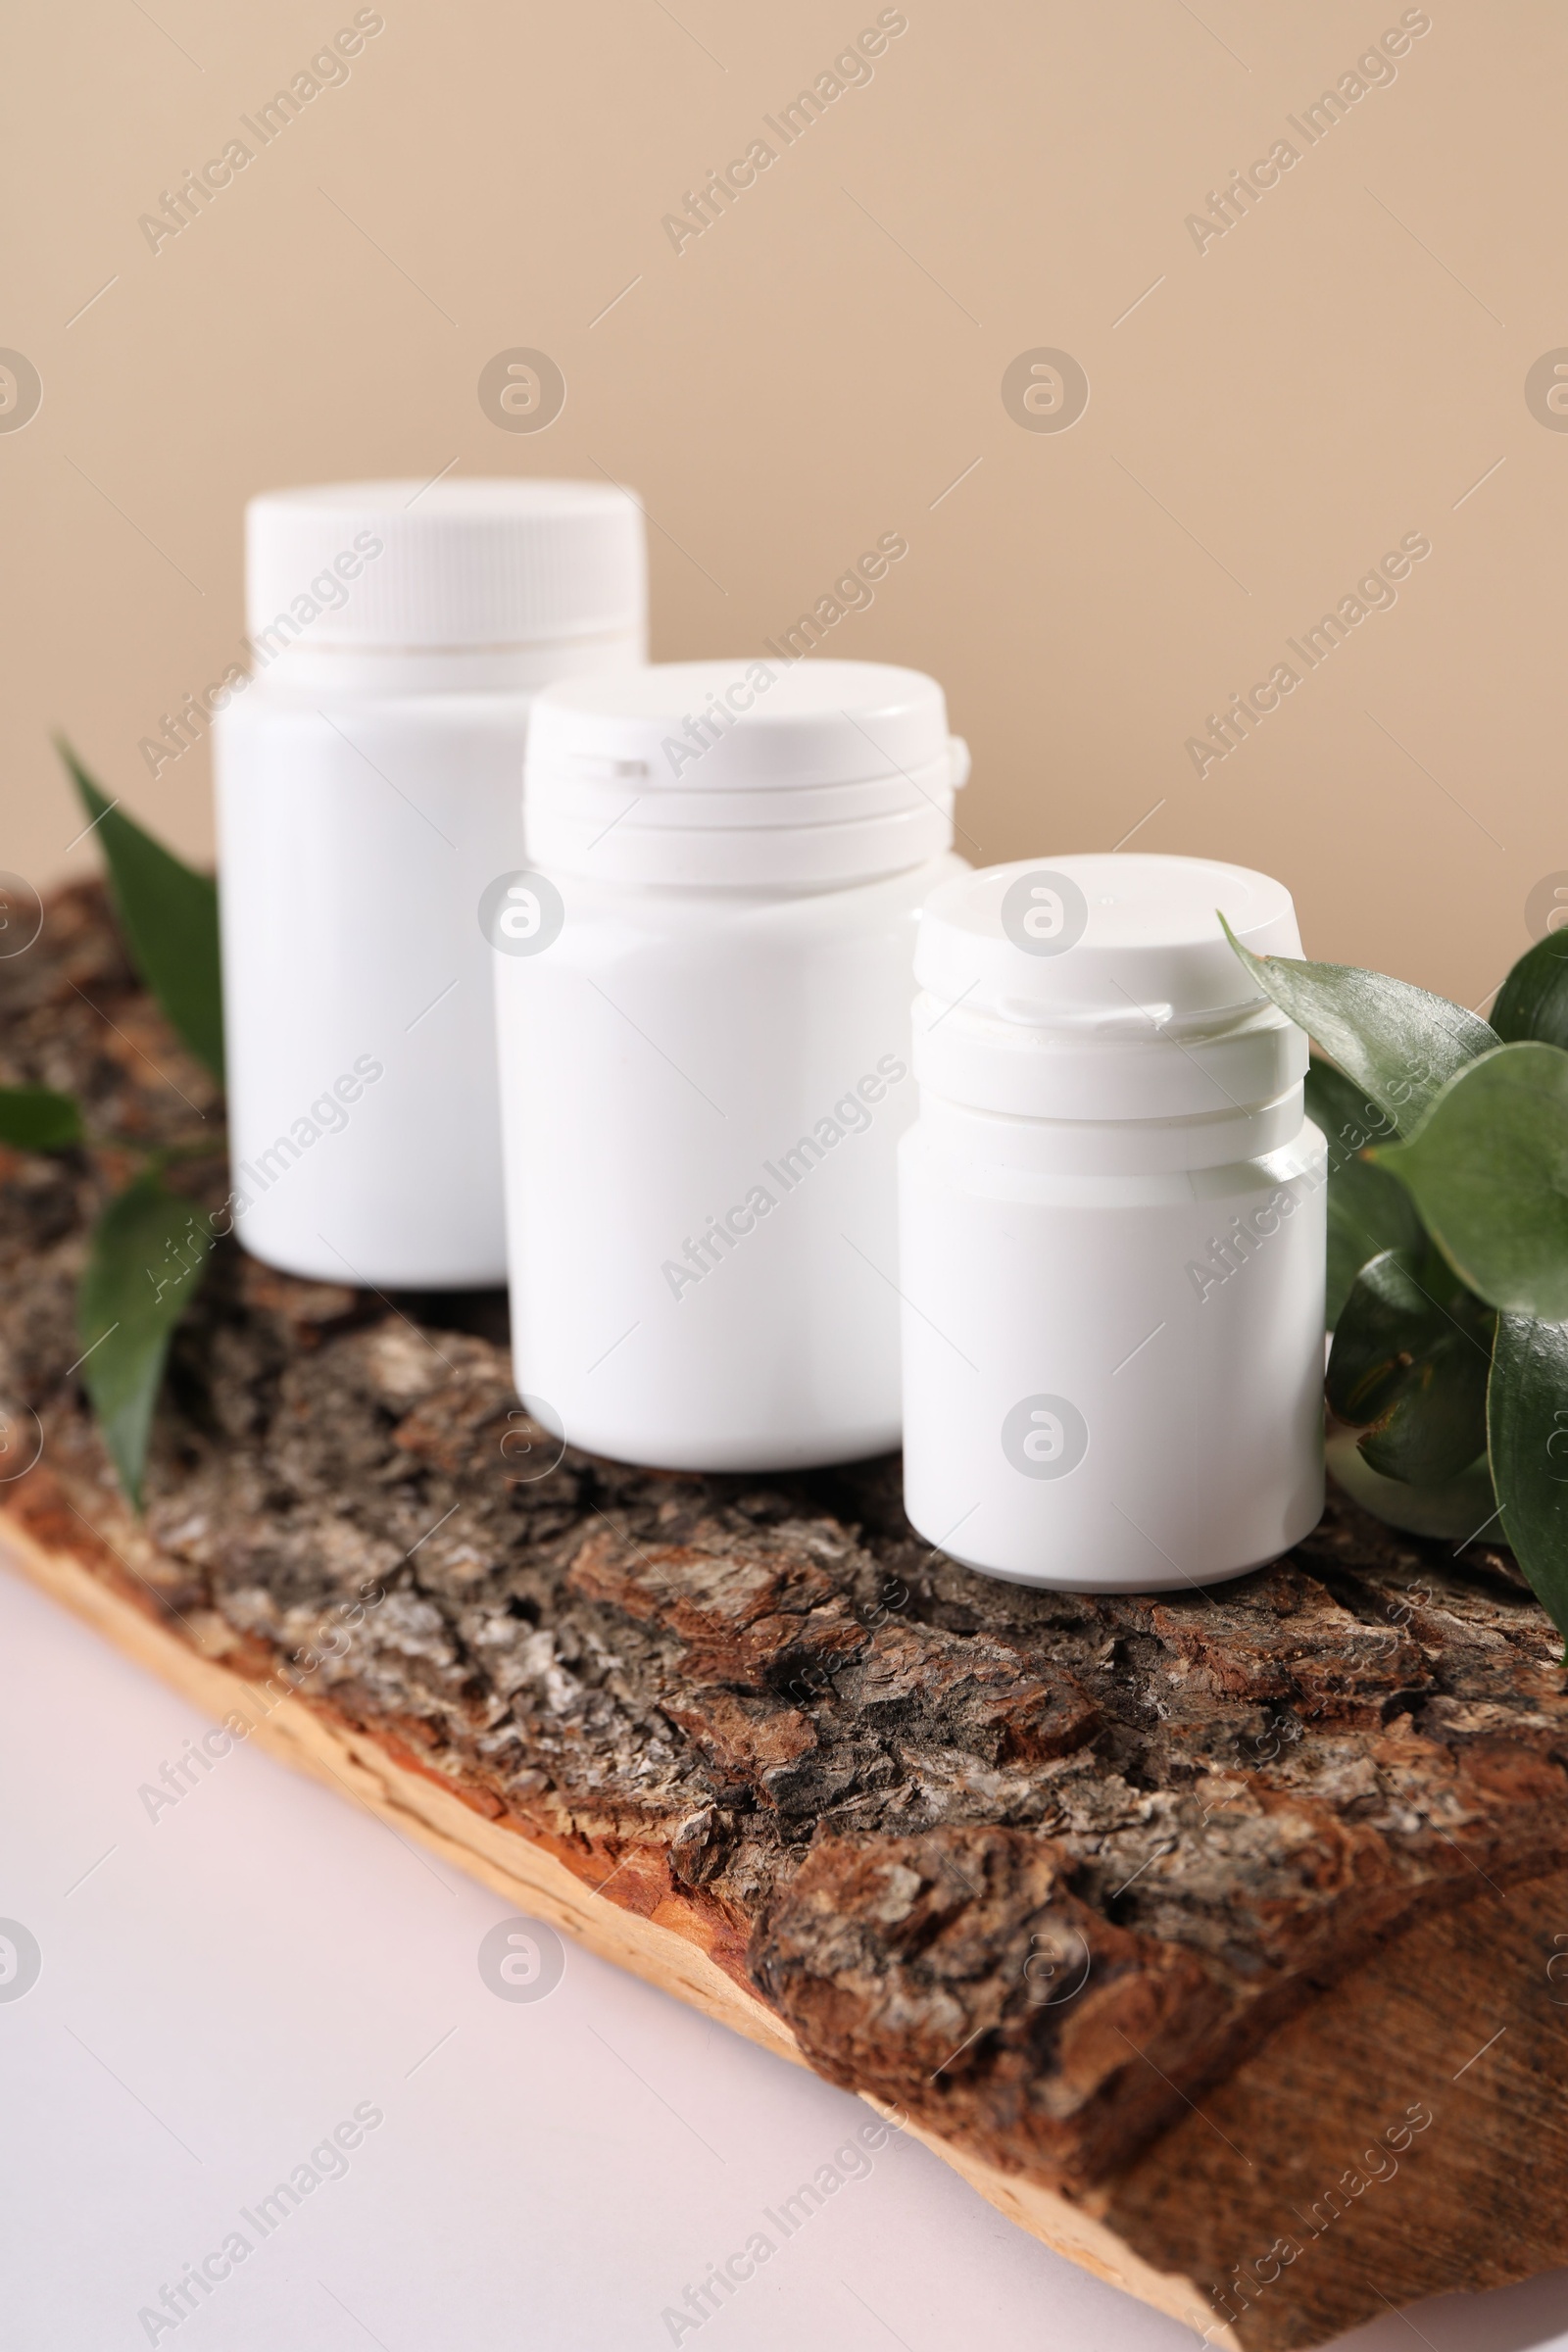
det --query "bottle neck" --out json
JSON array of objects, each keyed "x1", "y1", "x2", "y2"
[
  {"x1": 911, "y1": 990, "x2": 1307, "y2": 1130},
  {"x1": 537, "y1": 848, "x2": 962, "y2": 906},
  {"x1": 246, "y1": 627, "x2": 645, "y2": 697},
  {"x1": 913, "y1": 1080, "x2": 1307, "y2": 1176}
]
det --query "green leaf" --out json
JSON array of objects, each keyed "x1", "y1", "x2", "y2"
[
  {"x1": 1219, "y1": 915, "x2": 1496, "y2": 1135},
  {"x1": 78, "y1": 1167, "x2": 215, "y2": 1506},
  {"x1": 0, "y1": 1084, "x2": 83, "y2": 1151},
  {"x1": 1491, "y1": 933, "x2": 1568, "y2": 1052},
  {"x1": 57, "y1": 739, "x2": 224, "y2": 1084},
  {"x1": 1488, "y1": 1312, "x2": 1568, "y2": 1640},
  {"x1": 1370, "y1": 1042, "x2": 1568, "y2": 1320},
  {"x1": 1326, "y1": 1425, "x2": 1494, "y2": 1544},
  {"x1": 1303, "y1": 1061, "x2": 1426, "y2": 1326},
  {"x1": 1326, "y1": 1248, "x2": 1494, "y2": 1485}
]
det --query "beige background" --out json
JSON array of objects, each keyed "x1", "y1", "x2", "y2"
[{"x1": 3, "y1": 0, "x2": 1563, "y2": 1006}]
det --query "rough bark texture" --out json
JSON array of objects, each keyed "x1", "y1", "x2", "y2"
[{"x1": 4, "y1": 885, "x2": 1567, "y2": 2344}]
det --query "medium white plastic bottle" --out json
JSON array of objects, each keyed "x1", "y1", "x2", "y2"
[
  {"x1": 214, "y1": 478, "x2": 646, "y2": 1289},
  {"x1": 493, "y1": 659, "x2": 969, "y2": 1471},
  {"x1": 899, "y1": 855, "x2": 1326, "y2": 1592}
]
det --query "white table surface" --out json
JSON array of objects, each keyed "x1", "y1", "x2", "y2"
[{"x1": 3, "y1": 1556, "x2": 1566, "y2": 2352}]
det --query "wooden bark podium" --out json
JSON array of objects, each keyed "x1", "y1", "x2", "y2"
[{"x1": 4, "y1": 885, "x2": 1567, "y2": 2349}]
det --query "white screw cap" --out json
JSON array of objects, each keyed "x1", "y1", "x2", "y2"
[{"x1": 244, "y1": 476, "x2": 646, "y2": 652}]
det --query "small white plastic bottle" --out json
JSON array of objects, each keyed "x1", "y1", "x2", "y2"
[
  {"x1": 493, "y1": 659, "x2": 968, "y2": 1471},
  {"x1": 214, "y1": 478, "x2": 646, "y2": 1289},
  {"x1": 899, "y1": 855, "x2": 1326, "y2": 1592}
]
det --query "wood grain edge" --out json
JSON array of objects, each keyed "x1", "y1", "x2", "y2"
[{"x1": 0, "y1": 1508, "x2": 1232, "y2": 2345}]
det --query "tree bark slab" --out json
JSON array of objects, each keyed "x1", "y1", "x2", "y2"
[{"x1": 3, "y1": 884, "x2": 1568, "y2": 2348}]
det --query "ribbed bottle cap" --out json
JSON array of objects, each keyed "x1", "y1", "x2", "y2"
[
  {"x1": 524, "y1": 659, "x2": 966, "y2": 886},
  {"x1": 245, "y1": 478, "x2": 646, "y2": 652},
  {"x1": 913, "y1": 855, "x2": 1308, "y2": 1121}
]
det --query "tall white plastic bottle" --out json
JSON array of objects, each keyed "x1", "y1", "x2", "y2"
[
  {"x1": 900, "y1": 855, "x2": 1326, "y2": 1592},
  {"x1": 214, "y1": 478, "x2": 646, "y2": 1289},
  {"x1": 493, "y1": 659, "x2": 969, "y2": 1471}
]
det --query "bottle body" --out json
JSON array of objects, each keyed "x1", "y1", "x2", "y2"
[
  {"x1": 899, "y1": 1098, "x2": 1327, "y2": 1590},
  {"x1": 216, "y1": 686, "x2": 534, "y2": 1287},
  {"x1": 497, "y1": 853, "x2": 965, "y2": 1470},
  {"x1": 214, "y1": 473, "x2": 647, "y2": 1290}
]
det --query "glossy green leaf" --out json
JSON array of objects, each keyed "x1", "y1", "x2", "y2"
[
  {"x1": 78, "y1": 1168, "x2": 215, "y2": 1506},
  {"x1": 58, "y1": 740, "x2": 224, "y2": 1083},
  {"x1": 1303, "y1": 1061, "x2": 1425, "y2": 1326},
  {"x1": 1326, "y1": 1247, "x2": 1494, "y2": 1485},
  {"x1": 1326, "y1": 1426, "x2": 1495, "y2": 1544},
  {"x1": 1491, "y1": 933, "x2": 1568, "y2": 1052},
  {"x1": 1489, "y1": 1311, "x2": 1568, "y2": 1640},
  {"x1": 0, "y1": 1084, "x2": 83, "y2": 1151},
  {"x1": 1220, "y1": 916, "x2": 1496, "y2": 1135},
  {"x1": 1370, "y1": 1043, "x2": 1568, "y2": 1320}
]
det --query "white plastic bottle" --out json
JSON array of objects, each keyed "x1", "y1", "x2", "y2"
[
  {"x1": 899, "y1": 855, "x2": 1326, "y2": 1591},
  {"x1": 493, "y1": 659, "x2": 968, "y2": 1471},
  {"x1": 214, "y1": 478, "x2": 646, "y2": 1289}
]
